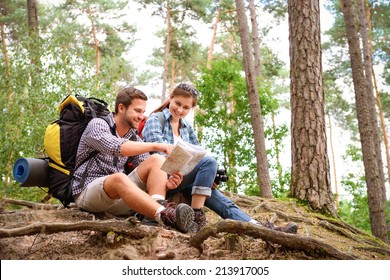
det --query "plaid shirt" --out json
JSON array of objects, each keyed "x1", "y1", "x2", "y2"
[
  {"x1": 72, "y1": 113, "x2": 149, "y2": 196},
  {"x1": 142, "y1": 107, "x2": 199, "y2": 153}
]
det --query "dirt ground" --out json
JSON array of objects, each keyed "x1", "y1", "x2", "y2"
[{"x1": 1, "y1": 193, "x2": 390, "y2": 260}]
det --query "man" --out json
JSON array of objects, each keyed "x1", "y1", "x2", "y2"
[{"x1": 71, "y1": 86, "x2": 194, "y2": 233}]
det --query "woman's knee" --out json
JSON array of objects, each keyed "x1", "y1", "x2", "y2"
[{"x1": 201, "y1": 155, "x2": 218, "y2": 171}]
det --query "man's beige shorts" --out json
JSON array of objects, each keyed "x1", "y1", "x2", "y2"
[{"x1": 75, "y1": 169, "x2": 146, "y2": 216}]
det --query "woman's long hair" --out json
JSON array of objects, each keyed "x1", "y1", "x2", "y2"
[{"x1": 151, "y1": 83, "x2": 199, "y2": 114}]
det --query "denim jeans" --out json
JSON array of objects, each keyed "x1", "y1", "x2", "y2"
[{"x1": 167, "y1": 155, "x2": 253, "y2": 222}]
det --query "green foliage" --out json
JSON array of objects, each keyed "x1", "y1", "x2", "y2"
[
  {"x1": 0, "y1": 0, "x2": 138, "y2": 202},
  {"x1": 195, "y1": 57, "x2": 289, "y2": 195},
  {"x1": 338, "y1": 173, "x2": 371, "y2": 233}
]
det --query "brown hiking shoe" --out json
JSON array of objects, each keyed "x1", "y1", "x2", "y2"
[
  {"x1": 262, "y1": 221, "x2": 298, "y2": 234},
  {"x1": 160, "y1": 202, "x2": 194, "y2": 233},
  {"x1": 190, "y1": 208, "x2": 207, "y2": 232}
]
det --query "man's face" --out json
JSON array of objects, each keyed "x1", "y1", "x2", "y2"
[{"x1": 121, "y1": 98, "x2": 146, "y2": 129}]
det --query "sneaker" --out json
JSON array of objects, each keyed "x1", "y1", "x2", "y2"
[
  {"x1": 262, "y1": 221, "x2": 298, "y2": 234},
  {"x1": 192, "y1": 208, "x2": 207, "y2": 232},
  {"x1": 160, "y1": 202, "x2": 194, "y2": 233}
]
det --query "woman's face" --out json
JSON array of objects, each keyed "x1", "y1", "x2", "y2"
[{"x1": 169, "y1": 95, "x2": 193, "y2": 120}]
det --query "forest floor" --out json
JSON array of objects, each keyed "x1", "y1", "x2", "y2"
[{"x1": 1, "y1": 192, "x2": 390, "y2": 260}]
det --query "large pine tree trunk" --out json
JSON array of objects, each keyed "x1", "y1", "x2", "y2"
[
  {"x1": 235, "y1": 0, "x2": 272, "y2": 198},
  {"x1": 341, "y1": 0, "x2": 388, "y2": 242},
  {"x1": 288, "y1": 0, "x2": 335, "y2": 215}
]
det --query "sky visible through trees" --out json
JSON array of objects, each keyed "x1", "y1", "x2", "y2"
[{"x1": 37, "y1": 0, "x2": 389, "y2": 200}]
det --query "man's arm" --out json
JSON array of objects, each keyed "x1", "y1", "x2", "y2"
[{"x1": 120, "y1": 140, "x2": 173, "y2": 157}]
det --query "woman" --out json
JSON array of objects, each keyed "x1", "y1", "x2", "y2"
[{"x1": 142, "y1": 83, "x2": 259, "y2": 231}]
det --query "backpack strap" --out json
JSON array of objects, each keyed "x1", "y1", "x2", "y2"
[
  {"x1": 156, "y1": 111, "x2": 165, "y2": 132},
  {"x1": 76, "y1": 116, "x2": 117, "y2": 189}
]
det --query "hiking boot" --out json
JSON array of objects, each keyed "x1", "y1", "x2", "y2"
[
  {"x1": 262, "y1": 221, "x2": 298, "y2": 234},
  {"x1": 160, "y1": 202, "x2": 194, "y2": 233},
  {"x1": 190, "y1": 208, "x2": 207, "y2": 232}
]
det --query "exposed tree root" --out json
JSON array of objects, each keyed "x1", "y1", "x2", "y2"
[
  {"x1": 1, "y1": 198, "x2": 67, "y2": 210},
  {"x1": 189, "y1": 220, "x2": 357, "y2": 260},
  {"x1": 0, "y1": 219, "x2": 155, "y2": 239}
]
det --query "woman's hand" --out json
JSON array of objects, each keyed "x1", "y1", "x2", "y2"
[{"x1": 166, "y1": 171, "x2": 183, "y2": 190}]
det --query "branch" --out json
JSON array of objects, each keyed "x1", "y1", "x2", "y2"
[
  {"x1": 1, "y1": 198, "x2": 65, "y2": 210},
  {"x1": 0, "y1": 219, "x2": 156, "y2": 239},
  {"x1": 190, "y1": 220, "x2": 357, "y2": 260}
]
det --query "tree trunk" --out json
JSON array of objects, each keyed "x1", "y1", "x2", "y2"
[
  {"x1": 88, "y1": 7, "x2": 100, "y2": 77},
  {"x1": 249, "y1": 0, "x2": 261, "y2": 78},
  {"x1": 235, "y1": 0, "x2": 272, "y2": 198},
  {"x1": 27, "y1": 0, "x2": 38, "y2": 37},
  {"x1": 1, "y1": 24, "x2": 12, "y2": 105},
  {"x1": 357, "y1": 0, "x2": 387, "y2": 201},
  {"x1": 328, "y1": 114, "x2": 339, "y2": 209},
  {"x1": 365, "y1": 1, "x2": 390, "y2": 185},
  {"x1": 207, "y1": 0, "x2": 222, "y2": 70},
  {"x1": 169, "y1": 57, "x2": 176, "y2": 94},
  {"x1": 341, "y1": 0, "x2": 387, "y2": 242},
  {"x1": 161, "y1": 0, "x2": 172, "y2": 102},
  {"x1": 271, "y1": 111, "x2": 284, "y2": 188},
  {"x1": 288, "y1": 0, "x2": 335, "y2": 215}
]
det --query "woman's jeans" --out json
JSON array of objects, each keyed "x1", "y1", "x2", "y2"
[{"x1": 167, "y1": 155, "x2": 252, "y2": 222}]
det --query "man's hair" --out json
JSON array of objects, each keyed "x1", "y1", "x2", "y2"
[{"x1": 115, "y1": 86, "x2": 148, "y2": 113}]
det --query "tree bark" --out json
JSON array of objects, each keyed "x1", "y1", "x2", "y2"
[
  {"x1": 364, "y1": 1, "x2": 390, "y2": 185},
  {"x1": 249, "y1": 0, "x2": 261, "y2": 78},
  {"x1": 88, "y1": 7, "x2": 100, "y2": 77},
  {"x1": 288, "y1": 0, "x2": 335, "y2": 215},
  {"x1": 235, "y1": 0, "x2": 272, "y2": 198},
  {"x1": 357, "y1": 0, "x2": 387, "y2": 201},
  {"x1": 340, "y1": 0, "x2": 387, "y2": 242},
  {"x1": 190, "y1": 220, "x2": 356, "y2": 259},
  {"x1": 161, "y1": 0, "x2": 172, "y2": 102},
  {"x1": 207, "y1": 0, "x2": 222, "y2": 70},
  {"x1": 328, "y1": 114, "x2": 339, "y2": 209}
]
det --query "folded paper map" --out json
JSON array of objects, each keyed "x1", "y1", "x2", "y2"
[{"x1": 161, "y1": 139, "x2": 207, "y2": 175}]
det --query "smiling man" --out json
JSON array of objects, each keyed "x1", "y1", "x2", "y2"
[{"x1": 71, "y1": 86, "x2": 195, "y2": 233}]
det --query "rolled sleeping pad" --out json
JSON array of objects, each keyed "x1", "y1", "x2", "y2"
[{"x1": 13, "y1": 158, "x2": 49, "y2": 187}]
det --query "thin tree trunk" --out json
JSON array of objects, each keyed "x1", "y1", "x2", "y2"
[
  {"x1": 373, "y1": 69, "x2": 390, "y2": 185},
  {"x1": 249, "y1": 0, "x2": 261, "y2": 78},
  {"x1": 1, "y1": 24, "x2": 12, "y2": 105},
  {"x1": 161, "y1": 0, "x2": 172, "y2": 102},
  {"x1": 288, "y1": 0, "x2": 335, "y2": 215},
  {"x1": 271, "y1": 111, "x2": 284, "y2": 188},
  {"x1": 328, "y1": 114, "x2": 339, "y2": 210},
  {"x1": 235, "y1": 0, "x2": 272, "y2": 198},
  {"x1": 27, "y1": 0, "x2": 38, "y2": 37},
  {"x1": 169, "y1": 57, "x2": 175, "y2": 94},
  {"x1": 357, "y1": 0, "x2": 387, "y2": 202},
  {"x1": 341, "y1": 0, "x2": 387, "y2": 242},
  {"x1": 228, "y1": 82, "x2": 238, "y2": 193},
  {"x1": 365, "y1": 1, "x2": 390, "y2": 184},
  {"x1": 207, "y1": 0, "x2": 222, "y2": 69},
  {"x1": 88, "y1": 7, "x2": 100, "y2": 77}
]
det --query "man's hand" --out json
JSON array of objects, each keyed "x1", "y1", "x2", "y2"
[
  {"x1": 166, "y1": 171, "x2": 183, "y2": 190},
  {"x1": 157, "y1": 143, "x2": 174, "y2": 155}
]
